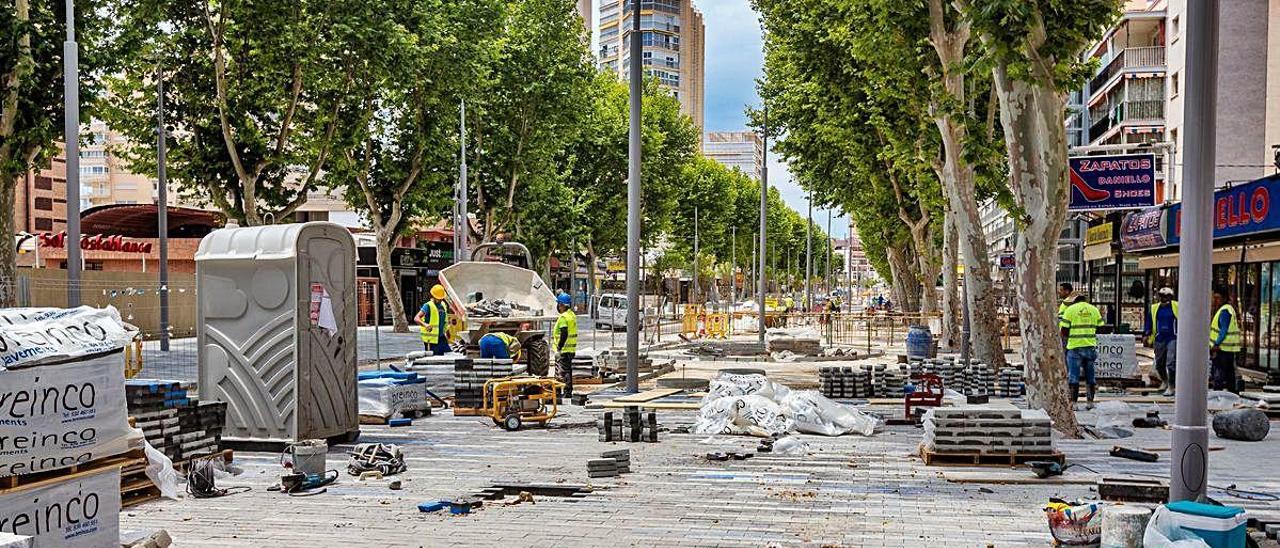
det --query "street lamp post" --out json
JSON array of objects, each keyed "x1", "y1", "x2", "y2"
[
  {"x1": 63, "y1": 0, "x2": 82, "y2": 306},
  {"x1": 805, "y1": 191, "x2": 812, "y2": 310},
  {"x1": 757, "y1": 108, "x2": 768, "y2": 346},
  {"x1": 156, "y1": 69, "x2": 170, "y2": 351},
  {"x1": 624, "y1": 0, "x2": 642, "y2": 393},
  {"x1": 1170, "y1": 0, "x2": 1219, "y2": 503}
]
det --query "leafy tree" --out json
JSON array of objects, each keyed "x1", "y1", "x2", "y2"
[
  {"x1": 967, "y1": 0, "x2": 1122, "y2": 436},
  {"x1": 325, "y1": 0, "x2": 502, "y2": 332},
  {"x1": 1, "y1": 0, "x2": 115, "y2": 305},
  {"x1": 104, "y1": 0, "x2": 371, "y2": 226}
]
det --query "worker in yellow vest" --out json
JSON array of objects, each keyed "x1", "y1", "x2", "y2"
[
  {"x1": 554, "y1": 293, "x2": 578, "y2": 398},
  {"x1": 1060, "y1": 292, "x2": 1103, "y2": 409},
  {"x1": 478, "y1": 331, "x2": 521, "y2": 361},
  {"x1": 1210, "y1": 286, "x2": 1242, "y2": 393},
  {"x1": 1142, "y1": 287, "x2": 1179, "y2": 396},
  {"x1": 1057, "y1": 282, "x2": 1075, "y2": 347},
  {"x1": 414, "y1": 284, "x2": 451, "y2": 355}
]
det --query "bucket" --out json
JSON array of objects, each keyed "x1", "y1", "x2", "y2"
[
  {"x1": 290, "y1": 439, "x2": 329, "y2": 478},
  {"x1": 905, "y1": 325, "x2": 934, "y2": 359}
]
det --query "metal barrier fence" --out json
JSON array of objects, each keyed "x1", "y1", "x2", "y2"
[{"x1": 668, "y1": 309, "x2": 957, "y2": 351}]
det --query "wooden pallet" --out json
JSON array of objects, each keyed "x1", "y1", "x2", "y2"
[
  {"x1": 452, "y1": 407, "x2": 485, "y2": 417},
  {"x1": 0, "y1": 449, "x2": 146, "y2": 493},
  {"x1": 919, "y1": 444, "x2": 1065, "y2": 467}
]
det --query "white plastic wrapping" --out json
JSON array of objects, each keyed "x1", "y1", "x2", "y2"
[
  {"x1": 1143, "y1": 506, "x2": 1211, "y2": 548},
  {"x1": 694, "y1": 373, "x2": 877, "y2": 438},
  {"x1": 142, "y1": 440, "x2": 180, "y2": 500},
  {"x1": 358, "y1": 379, "x2": 431, "y2": 419},
  {"x1": 0, "y1": 306, "x2": 137, "y2": 369}
]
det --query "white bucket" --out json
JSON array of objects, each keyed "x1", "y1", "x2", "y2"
[{"x1": 290, "y1": 439, "x2": 329, "y2": 477}]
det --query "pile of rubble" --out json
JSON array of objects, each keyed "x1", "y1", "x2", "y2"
[{"x1": 465, "y1": 299, "x2": 533, "y2": 318}]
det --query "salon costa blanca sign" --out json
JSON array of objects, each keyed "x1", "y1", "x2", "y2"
[{"x1": 38, "y1": 232, "x2": 153, "y2": 254}]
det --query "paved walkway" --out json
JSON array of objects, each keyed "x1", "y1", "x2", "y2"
[{"x1": 120, "y1": 398, "x2": 1280, "y2": 547}]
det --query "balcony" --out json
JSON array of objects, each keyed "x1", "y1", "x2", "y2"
[
  {"x1": 1088, "y1": 99, "x2": 1165, "y2": 143},
  {"x1": 1089, "y1": 46, "x2": 1166, "y2": 98}
]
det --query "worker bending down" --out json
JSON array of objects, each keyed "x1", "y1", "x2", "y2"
[{"x1": 478, "y1": 331, "x2": 521, "y2": 360}]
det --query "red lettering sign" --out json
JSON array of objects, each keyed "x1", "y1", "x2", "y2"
[{"x1": 37, "y1": 232, "x2": 154, "y2": 254}]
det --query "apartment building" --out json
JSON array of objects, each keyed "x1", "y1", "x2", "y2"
[
  {"x1": 703, "y1": 131, "x2": 763, "y2": 181},
  {"x1": 15, "y1": 147, "x2": 69, "y2": 235},
  {"x1": 598, "y1": 0, "x2": 706, "y2": 130},
  {"x1": 78, "y1": 120, "x2": 157, "y2": 207}
]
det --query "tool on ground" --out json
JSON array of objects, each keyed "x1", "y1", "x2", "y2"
[
  {"x1": 1027, "y1": 461, "x2": 1098, "y2": 479},
  {"x1": 1110, "y1": 446, "x2": 1160, "y2": 462},
  {"x1": 347, "y1": 443, "x2": 407, "y2": 477},
  {"x1": 1132, "y1": 410, "x2": 1168, "y2": 428},
  {"x1": 185, "y1": 453, "x2": 250, "y2": 499},
  {"x1": 272, "y1": 440, "x2": 339, "y2": 496},
  {"x1": 482, "y1": 375, "x2": 565, "y2": 430}
]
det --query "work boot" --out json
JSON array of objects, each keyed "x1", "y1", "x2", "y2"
[
  {"x1": 1085, "y1": 385, "x2": 1096, "y2": 410},
  {"x1": 1163, "y1": 387, "x2": 1175, "y2": 397},
  {"x1": 1070, "y1": 383, "x2": 1080, "y2": 404}
]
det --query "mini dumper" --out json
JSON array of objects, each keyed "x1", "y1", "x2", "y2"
[{"x1": 482, "y1": 375, "x2": 566, "y2": 430}]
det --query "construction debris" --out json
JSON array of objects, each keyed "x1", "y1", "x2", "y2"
[
  {"x1": 1213, "y1": 408, "x2": 1271, "y2": 441},
  {"x1": 1109, "y1": 446, "x2": 1159, "y2": 462},
  {"x1": 695, "y1": 372, "x2": 877, "y2": 437},
  {"x1": 465, "y1": 299, "x2": 532, "y2": 318}
]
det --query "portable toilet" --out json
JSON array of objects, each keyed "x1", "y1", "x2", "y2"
[{"x1": 196, "y1": 222, "x2": 359, "y2": 444}]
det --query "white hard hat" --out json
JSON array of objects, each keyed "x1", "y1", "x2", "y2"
[{"x1": 1157, "y1": 287, "x2": 1174, "y2": 296}]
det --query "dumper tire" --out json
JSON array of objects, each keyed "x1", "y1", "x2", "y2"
[{"x1": 525, "y1": 336, "x2": 550, "y2": 376}]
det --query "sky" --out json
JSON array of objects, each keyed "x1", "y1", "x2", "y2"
[{"x1": 696, "y1": 0, "x2": 849, "y2": 238}]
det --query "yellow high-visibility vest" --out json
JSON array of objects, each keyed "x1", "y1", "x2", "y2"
[
  {"x1": 1210, "y1": 304, "x2": 1242, "y2": 352},
  {"x1": 555, "y1": 309, "x2": 578, "y2": 354},
  {"x1": 1062, "y1": 300, "x2": 1102, "y2": 350},
  {"x1": 1147, "y1": 301, "x2": 1179, "y2": 344},
  {"x1": 420, "y1": 301, "x2": 446, "y2": 343}
]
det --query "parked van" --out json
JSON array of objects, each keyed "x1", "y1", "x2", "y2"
[{"x1": 594, "y1": 293, "x2": 642, "y2": 330}]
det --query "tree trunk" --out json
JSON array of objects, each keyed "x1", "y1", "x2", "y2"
[
  {"x1": 586, "y1": 242, "x2": 599, "y2": 310},
  {"x1": 887, "y1": 244, "x2": 922, "y2": 312},
  {"x1": 0, "y1": 171, "x2": 18, "y2": 307},
  {"x1": 375, "y1": 234, "x2": 410, "y2": 333},
  {"x1": 910, "y1": 224, "x2": 941, "y2": 314},
  {"x1": 992, "y1": 62, "x2": 1079, "y2": 437},
  {"x1": 941, "y1": 211, "x2": 962, "y2": 350}
]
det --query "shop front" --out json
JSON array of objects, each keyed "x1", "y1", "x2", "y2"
[
  {"x1": 1084, "y1": 216, "x2": 1148, "y2": 333},
  {"x1": 355, "y1": 239, "x2": 452, "y2": 326},
  {"x1": 1123, "y1": 174, "x2": 1280, "y2": 383}
]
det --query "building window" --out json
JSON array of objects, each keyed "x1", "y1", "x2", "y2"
[
  {"x1": 1171, "y1": 72, "x2": 1179, "y2": 97},
  {"x1": 80, "y1": 165, "x2": 108, "y2": 175},
  {"x1": 34, "y1": 197, "x2": 53, "y2": 210},
  {"x1": 34, "y1": 217, "x2": 53, "y2": 231},
  {"x1": 34, "y1": 176, "x2": 53, "y2": 190}
]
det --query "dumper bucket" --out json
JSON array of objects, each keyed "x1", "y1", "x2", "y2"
[{"x1": 438, "y1": 261, "x2": 559, "y2": 324}]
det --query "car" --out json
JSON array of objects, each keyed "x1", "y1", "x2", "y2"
[{"x1": 594, "y1": 293, "x2": 643, "y2": 330}]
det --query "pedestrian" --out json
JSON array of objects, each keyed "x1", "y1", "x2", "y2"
[
  {"x1": 1060, "y1": 291, "x2": 1103, "y2": 409},
  {"x1": 1143, "y1": 287, "x2": 1179, "y2": 396},
  {"x1": 1210, "y1": 286, "x2": 1242, "y2": 393},
  {"x1": 414, "y1": 284, "x2": 451, "y2": 356},
  {"x1": 478, "y1": 331, "x2": 520, "y2": 360},
  {"x1": 554, "y1": 293, "x2": 578, "y2": 398}
]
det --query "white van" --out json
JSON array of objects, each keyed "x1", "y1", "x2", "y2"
[{"x1": 594, "y1": 293, "x2": 642, "y2": 330}]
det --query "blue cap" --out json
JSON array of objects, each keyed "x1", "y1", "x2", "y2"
[{"x1": 557, "y1": 293, "x2": 572, "y2": 306}]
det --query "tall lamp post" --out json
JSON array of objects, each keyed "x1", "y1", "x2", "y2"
[
  {"x1": 156, "y1": 69, "x2": 170, "y2": 350},
  {"x1": 624, "y1": 0, "x2": 642, "y2": 393},
  {"x1": 757, "y1": 108, "x2": 768, "y2": 346},
  {"x1": 1170, "y1": 0, "x2": 1219, "y2": 503},
  {"x1": 64, "y1": 0, "x2": 82, "y2": 306}
]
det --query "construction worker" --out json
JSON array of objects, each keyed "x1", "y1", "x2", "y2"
[
  {"x1": 554, "y1": 293, "x2": 578, "y2": 398},
  {"x1": 414, "y1": 284, "x2": 451, "y2": 355},
  {"x1": 1057, "y1": 282, "x2": 1075, "y2": 347},
  {"x1": 1210, "y1": 286, "x2": 1242, "y2": 393},
  {"x1": 1143, "y1": 287, "x2": 1179, "y2": 396},
  {"x1": 1060, "y1": 291, "x2": 1103, "y2": 409},
  {"x1": 478, "y1": 331, "x2": 521, "y2": 360}
]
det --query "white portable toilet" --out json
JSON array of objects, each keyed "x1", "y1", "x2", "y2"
[{"x1": 196, "y1": 222, "x2": 359, "y2": 444}]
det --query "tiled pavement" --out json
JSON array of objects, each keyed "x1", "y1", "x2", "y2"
[{"x1": 120, "y1": 400, "x2": 1280, "y2": 547}]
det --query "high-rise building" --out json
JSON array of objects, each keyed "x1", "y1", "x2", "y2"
[
  {"x1": 598, "y1": 0, "x2": 706, "y2": 130},
  {"x1": 15, "y1": 146, "x2": 69, "y2": 235},
  {"x1": 78, "y1": 120, "x2": 158, "y2": 208},
  {"x1": 703, "y1": 131, "x2": 763, "y2": 181},
  {"x1": 1065, "y1": 0, "x2": 1280, "y2": 196}
]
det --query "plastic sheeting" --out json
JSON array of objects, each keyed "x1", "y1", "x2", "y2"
[{"x1": 694, "y1": 373, "x2": 877, "y2": 438}]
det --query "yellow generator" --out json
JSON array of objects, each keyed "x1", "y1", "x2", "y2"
[{"x1": 482, "y1": 376, "x2": 565, "y2": 431}]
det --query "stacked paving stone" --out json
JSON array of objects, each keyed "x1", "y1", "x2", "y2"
[
  {"x1": 879, "y1": 365, "x2": 909, "y2": 398},
  {"x1": 961, "y1": 362, "x2": 994, "y2": 396},
  {"x1": 453, "y1": 358, "x2": 517, "y2": 409},
  {"x1": 597, "y1": 350, "x2": 655, "y2": 378},
  {"x1": 602, "y1": 449, "x2": 630, "y2": 473},
  {"x1": 924, "y1": 406, "x2": 1053, "y2": 454},
  {"x1": 569, "y1": 353, "x2": 599, "y2": 379},
  {"x1": 819, "y1": 366, "x2": 873, "y2": 398},
  {"x1": 597, "y1": 407, "x2": 658, "y2": 442},
  {"x1": 127, "y1": 380, "x2": 226, "y2": 461},
  {"x1": 767, "y1": 334, "x2": 822, "y2": 355},
  {"x1": 996, "y1": 367, "x2": 1026, "y2": 398}
]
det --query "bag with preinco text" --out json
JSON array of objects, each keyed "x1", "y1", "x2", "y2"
[
  {"x1": 0, "y1": 467, "x2": 121, "y2": 547},
  {"x1": 0, "y1": 307, "x2": 137, "y2": 477}
]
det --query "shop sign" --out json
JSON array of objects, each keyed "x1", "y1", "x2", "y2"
[
  {"x1": 606, "y1": 260, "x2": 626, "y2": 273},
  {"x1": 1120, "y1": 207, "x2": 1167, "y2": 251},
  {"x1": 1095, "y1": 334, "x2": 1139, "y2": 379},
  {"x1": 998, "y1": 254, "x2": 1016, "y2": 270},
  {"x1": 1085, "y1": 222, "x2": 1114, "y2": 246},
  {"x1": 1068, "y1": 153, "x2": 1157, "y2": 211},
  {"x1": 38, "y1": 232, "x2": 153, "y2": 254},
  {"x1": 1168, "y1": 174, "x2": 1280, "y2": 245}
]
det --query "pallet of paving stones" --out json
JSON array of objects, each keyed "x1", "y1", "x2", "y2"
[
  {"x1": 453, "y1": 358, "x2": 517, "y2": 409},
  {"x1": 818, "y1": 366, "x2": 874, "y2": 398},
  {"x1": 128, "y1": 380, "x2": 226, "y2": 462},
  {"x1": 918, "y1": 444, "x2": 1065, "y2": 466},
  {"x1": 922, "y1": 406, "x2": 1055, "y2": 464},
  {"x1": 588, "y1": 449, "x2": 632, "y2": 478},
  {"x1": 597, "y1": 407, "x2": 659, "y2": 443}
]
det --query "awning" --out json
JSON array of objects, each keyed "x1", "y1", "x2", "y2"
[
  {"x1": 80, "y1": 204, "x2": 225, "y2": 238},
  {"x1": 1137, "y1": 246, "x2": 1247, "y2": 269}
]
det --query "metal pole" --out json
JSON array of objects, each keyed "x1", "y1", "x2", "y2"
[
  {"x1": 624, "y1": 0, "x2": 642, "y2": 393},
  {"x1": 458, "y1": 99, "x2": 469, "y2": 264},
  {"x1": 693, "y1": 206, "x2": 699, "y2": 304},
  {"x1": 1171, "y1": 0, "x2": 1218, "y2": 503},
  {"x1": 64, "y1": 0, "x2": 82, "y2": 307},
  {"x1": 156, "y1": 70, "x2": 170, "y2": 351},
  {"x1": 758, "y1": 108, "x2": 768, "y2": 345},
  {"x1": 805, "y1": 191, "x2": 812, "y2": 310},
  {"x1": 960, "y1": 272, "x2": 970, "y2": 365},
  {"x1": 826, "y1": 208, "x2": 832, "y2": 296},
  {"x1": 731, "y1": 226, "x2": 737, "y2": 306},
  {"x1": 374, "y1": 284, "x2": 381, "y2": 365}
]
